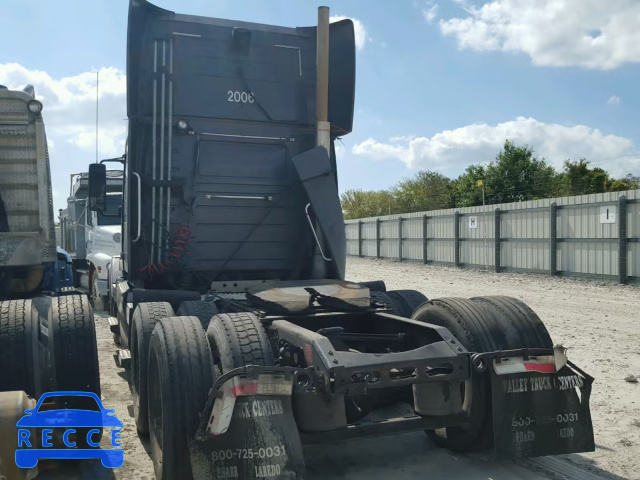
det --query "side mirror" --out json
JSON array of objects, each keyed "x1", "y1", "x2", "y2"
[{"x1": 88, "y1": 163, "x2": 107, "y2": 212}]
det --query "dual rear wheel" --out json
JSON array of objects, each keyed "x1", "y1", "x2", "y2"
[
  {"x1": 135, "y1": 292, "x2": 553, "y2": 476},
  {"x1": 411, "y1": 296, "x2": 552, "y2": 452},
  {"x1": 146, "y1": 311, "x2": 283, "y2": 479}
]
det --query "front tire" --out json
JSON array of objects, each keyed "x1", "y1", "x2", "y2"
[
  {"x1": 91, "y1": 273, "x2": 106, "y2": 312},
  {"x1": 147, "y1": 316, "x2": 214, "y2": 480}
]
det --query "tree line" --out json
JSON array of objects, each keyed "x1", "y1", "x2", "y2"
[{"x1": 341, "y1": 140, "x2": 639, "y2": 219}]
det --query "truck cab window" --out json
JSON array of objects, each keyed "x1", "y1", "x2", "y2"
[{"x1": 97, "y1": 194, "x2": 122, "y2": 226}]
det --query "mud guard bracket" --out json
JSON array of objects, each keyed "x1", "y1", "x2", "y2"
[{"x1": 191, "y1": 366, "x2": 306, "y2": 479}]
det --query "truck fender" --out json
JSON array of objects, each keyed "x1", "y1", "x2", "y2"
[{"x1": 86, "y1": 252, "x2": 115, "y2": 281}]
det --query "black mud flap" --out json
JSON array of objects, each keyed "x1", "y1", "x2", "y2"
[
  {"x1": 491, "y1": 361, "x2": 595, "y2": 459},
  {"x1": 191, "y1": 370, "x2": 305, "y2": 479}
]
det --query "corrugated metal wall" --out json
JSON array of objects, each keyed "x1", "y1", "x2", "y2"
[{"x1": 345, "y1": 189, "x2": 640, "y2": 284}]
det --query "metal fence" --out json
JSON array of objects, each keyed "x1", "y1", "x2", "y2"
[{"x1": 345, "y1": 189, "x2": 640, "y2": 284}]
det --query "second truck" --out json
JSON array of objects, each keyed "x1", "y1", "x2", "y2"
[
  {"x1": 59, "y1": 168, "x2": 123, "y2": 311},
  {"x1": 92, "y1": 1, "x2": 596, "y2": 478},
  {"x1": 0, "y1": 85, "x2": 100, "y2": 480}
]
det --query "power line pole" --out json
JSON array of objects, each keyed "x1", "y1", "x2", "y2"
[
  {"x1": 479, "y1": 179, "x2": 488, "y2": 270},
  {"x1": 96, "y1": 70, "x2": 99, "y2": 163}
]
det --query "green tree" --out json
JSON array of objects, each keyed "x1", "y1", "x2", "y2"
[
  {"x1": 392, "y1": 171, "x2": 455, "y2": 213},
  {"x1": 453, "y1": 164, "x2": 487, "y2": 207},
  {"x1": 484, "y1": 140, "x2": 558, "y2": 203},
  {"x1": 559, "y1": 159, "x2": 610, "y2": 195},
  {"x1": 607, "y1": 173, "x2": 640, "y2": 192},
  {"x1": 341, "y1": 189, "x2": 395, "y2": 219}
]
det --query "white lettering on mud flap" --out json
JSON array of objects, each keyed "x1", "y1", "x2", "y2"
[
  {"x1": 234, "y1": 399, "x2": 284, "y2": 419},
  {"x1": 215, "y1": 466, "x2": 239, "y2": 478},
  {"x1": 513, "y1": 430, "x2": 535, "y2": 444},
  {"x1": 255, "y1": 464, "x2": 282, "y2": 478},
  {"x1": 503, "y1": 374, "x2": 582, "y2": 395},
  {"x1": 557, "y1": 375, "x2": 584, "y2": 391},
  {"x1": 207, "y1": 374, "x2": 293, "y2": 436},
  {"x1": 491, "y1": 361, "x2": 595, "y2": 458}
]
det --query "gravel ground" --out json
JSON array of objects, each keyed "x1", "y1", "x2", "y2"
[
  {"x1": 81, "y1": 257, "x2": 639, "y2": 480},
  {"x1": 346, "y1": 257, "x2": 640, "y2": 480}
]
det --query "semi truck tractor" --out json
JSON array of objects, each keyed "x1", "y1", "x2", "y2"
[
  {"x1": 0, "y1": 85, "x2": 101, "y2": 480},
  {"x1": 59, "y1": 168, "x2": 123, "y2": 311},
  {"x1": 90, "y1": 1, "x2": 595, "y2": 478}
]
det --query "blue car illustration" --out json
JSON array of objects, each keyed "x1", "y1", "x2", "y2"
[{"x1": 15, "y1": 391, "x2": 124, "y2": 469}]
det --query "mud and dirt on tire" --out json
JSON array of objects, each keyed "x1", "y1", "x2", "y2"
[
  {"x1": 130, "y1": 301, "x2": 175, "y2": 436},
  {"x1": 147, "y1": 316, "x2": 214, "y2": 480},
  {"x1": 206, "y1": 312, "x2": 275, "y2": 371},
  {"x1": 387, "y1": 289, "x2": 429, "y2": 318},
  {"x1": 177, "y1": 300, "x2": 219, "y2": 330},
  {"x1": 411, "y1": 298, "x2": 506, "y2": 452},
  {"x1": 0, "y1": 299, "x2": 35, "y2": 395}
]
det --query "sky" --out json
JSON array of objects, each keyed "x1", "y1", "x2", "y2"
[{"x1": 1, "y1": 0, "x2": 639, "y2": 212}]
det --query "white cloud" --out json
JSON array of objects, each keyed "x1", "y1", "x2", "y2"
[
  {"x1": 606, "y1": 95, "x2": 621, "y2": 106},
  {"x1": 0, "y1": 63, "x2": 127, "y2": 210},
  {"x1": 423, "y1": 2, "x2": 439, "y2": 24},
  {"x1": 439, "y1": 0, "x2": 640, "y2": 69},
  {"x1": 351, "y1": 117, "x2": 637, "y2": 177},
  {"x1": 331, "y1": 15, "x2": 369, "y2": 51},
  {"x1": 0, "y1": 63, "x2": 126, "y2": 158}
]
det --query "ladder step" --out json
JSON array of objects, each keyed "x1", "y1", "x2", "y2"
[
  {"x1": 107, "y1": 317, "x2": 119, "y2": 334},
  {"x1": 115, "y1": 349, "x2": 131, "y2": 369}
]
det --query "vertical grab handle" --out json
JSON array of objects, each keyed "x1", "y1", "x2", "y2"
[
  {"x1": 132, "y1": 172, "x2": 142, "y2": 243},
  {"x1": 305, "y1": 203, "x2": 332, "y2": 262}
]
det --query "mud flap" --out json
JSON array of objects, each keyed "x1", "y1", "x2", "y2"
[
  {"x1": 491, "y1": 358, "x2": 595, "y2": 459},
  {"x1": 292, "y1": 146, "x2": 346, "y2": 280},
  {"x1": 191, "y1": 369, "x2": 305, "y2": 479}
]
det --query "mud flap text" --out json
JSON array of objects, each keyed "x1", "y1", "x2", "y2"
[{"x1": 491, "y1": 363, "x2": 595, "y2": 459}]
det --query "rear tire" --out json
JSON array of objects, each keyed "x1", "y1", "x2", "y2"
[
  {"x1": 0, "y1": 299, "x2": 36, "y2": 395},
  {"x1": 471, "y1": 296, "x2": 553, "y2": 349},
  {"x1": 387, "y1": 289, "x2": 429, "y2": 318},
  {"x1": 369, "y1": 291, "x2": 404, "y2": 316},
  {"x1": 130, "y1": 302, "x2": 175, "y2": 436},
  {"x1": 411, "y1": 298, "x2": 505, "y2": 452},
  {"x1": 147, "y1": 316, "x2": 214, "y2": 480},
  {"x1": 177, "y1": 300, "x2": 219, "y2": 330},
  {"x1": 359, "y1": 280, "x2": 387, "y2": 292},
  {"x1": 206, "y1": 312, "x2": 275, "y2": 372}
]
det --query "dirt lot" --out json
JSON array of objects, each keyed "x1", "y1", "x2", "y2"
[
  {"x1": 346, "y1": 257, "x2": 640, "y2": 480},
  {"x1": 86, "y1": 257, "x2": 639, "y2": 480}
]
